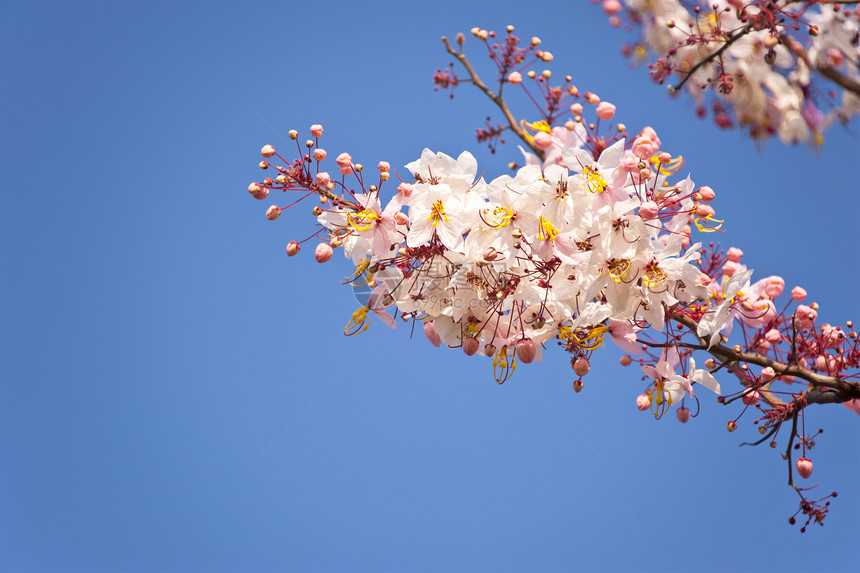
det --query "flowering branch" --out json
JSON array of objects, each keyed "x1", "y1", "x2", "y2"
[{"x1": 247, "y1": 24, "x2": 858, "y2": 532}]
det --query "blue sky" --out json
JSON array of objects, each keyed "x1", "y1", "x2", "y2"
[{"x1": 1, "y1": 1, "x2": 858, "y2": 572}]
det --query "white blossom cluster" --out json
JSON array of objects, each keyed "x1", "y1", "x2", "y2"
[{"x1": 316, "y1": 132, "x2": 722, "y2": 393}]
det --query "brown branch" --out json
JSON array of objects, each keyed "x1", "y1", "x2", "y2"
[
  {"x1": 782, "y1": 36, "x2": 860, "y2": 97},
  {"x1": 441, "y1": 36, "x2": 546, "y2": 161},
  {"x1": 669, "y1": 312, "x2": 860, "y2": 404}
]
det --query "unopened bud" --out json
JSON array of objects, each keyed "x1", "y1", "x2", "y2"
[
  {"x1": 573, "y1": 379, "x2": 584, "y2": 393},
  {"x1": 314, "y1": 243, "x2": 333, "y2": 263},
  {"x1": 727, "y1": 421, "x2": 737, "y2": 432},
  {"x1": 484, "y1": 344, "x2": 497, "y2": 357},
  {"x1": 259, "y1": 161, "x2": 269, "y2": 170},
  {"x1": 742, "y1": 390, "x2": 760, "y2": 406},
  {"x1": 620, "y1": 355, "x2": 632, "y2": 366},
  {"x1": 261, "y1": 144, "x2": 275, "y2": 158},
  {"x1": 286, "y1": 241, "x2": 300, "y2": 256},
  {"x1": 266, "y1": 205, "x2": 281, "y2": 220},
  {"x1": 796, "y1": 457, "x2": 813, "y2": 479},
  {"x1": 462, "y1": 337, "x2": 479, "y2": 356},
  {"x1": 676, "y1": 407, "x2": 690, "y2": 423},
  {"x1": 288, "y1": 130, "x2": 298, "y2": 140},
  {"x1": 636, "y1": 394, "x2": 650, "y2": 410},
  {"x1": 516, "y1": 338, "x2": 536, "y2": 364},
  {"x1": 310, "y1": 124, "x2": 323, "y2": 137},
  {"x1": 572, "y1": 358, "x2": 590, "y2": 377},
  {"x1": 312, "y1": 206, "x2": 323, "y2": 216}
]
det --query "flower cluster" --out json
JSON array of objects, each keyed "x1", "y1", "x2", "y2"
[
  {"x1": 600, "y1": 0, "x2": 860, "y2": 146},
  {"x1": 247, "y1": 26, "x2": 859, "y2": 529}
]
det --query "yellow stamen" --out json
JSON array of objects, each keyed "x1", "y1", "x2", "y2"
[
  {"x1": 537, "y1": 216, "x2": 560, "y2": 242},
  {"x1": 608, "y1": 259, "x2": 631, "y2": 283},
  {"x1": 344, "y1": 306, "x2": 371, "y2": 336},
  {"x1": 347, "y1": 209, "x2": 380, "y2": 232},
  {"x1": 492, "y1": 345, "x2": 517, "y2": 384},
  {"x1": 520, "y1": 119, "x2": 552, "y2": 143},
  {"x1": 557, "y1": 323, "x2": 610, "y2": 350},
  {"x1": 583, "y1": 165, "x2": 608, "y2": 193},
  {"x1": 643, "y1": 262, "x2": 668, "y2": 289},
  {"x1": 483, "y1": 204, "x2": 515, "y2": 229},
  {"x1": 694, "y1": 215, "x2": 724, "y2": 232},
  {"x1": 428, "y1": 200, "x2": 450, "y2": 227},
  {"x1": 649, "y1": 154, "x2": 685, "y2": 176}
]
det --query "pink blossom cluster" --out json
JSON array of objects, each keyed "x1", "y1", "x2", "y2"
[{"x1": 600, "y1": 0, "x2": 860, "y2": 146}]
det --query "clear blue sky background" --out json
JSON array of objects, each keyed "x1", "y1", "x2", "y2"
[{"x1": 2, "y1": 1, "x2": 858, "y2": 572}]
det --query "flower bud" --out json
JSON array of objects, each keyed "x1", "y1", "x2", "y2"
[
  {"x1": 596, "y1": 101, "x2": 616, "y2": 120},
  {"x1": 726, "y1": 421, "x2": 737, "y2": 432},
  {"x1": 484, "y1": 344, "x2": 496, "y2": 357},
  {"x1": 288, "y1": 130, "x2": 298, "y2": 140},
  {"x1": 584, "y1": 92, "x2": 599, "y2": 105},
  {"x1": 676, "y1": 407, "x2": 690, "y2": 423},
  {"x1": 248, "y1": 182, "x2": 269, "y2": 200},
  {"x1": 796, "y1": 305, "x2": 817, "y2": 329},
  {"x1": 261, "y1": 144, "x2": 275, "y2": 158},
  {"x1": 620, "y1": 355, "x2": 632, "y2": 366},
  {"x1": 507, "y1": 71, "x2": 522, "y2": 84},
  {"x1": 533, "y1": 131, "x2": 553, "y2": 149},
  {"x1": 313, "y1": 149, "x2": 327, "y2": 161},
  {"x1": 796, "y1": 457, "x2": 813, "y2": 479},
  {"x1": 314, "y1": 243, "x2": 333, "y2": 263},
  {"x1": 397, "y1": 182, "x2": 413, "y2": 198},
  {"x1": 694, "y1": 185, "x2": 715, "y2": 202},
  {"x1": 482, "y1": 247, "x2": 498, "y2": 262},
  {"x1": 462, "y1": 337, "x2": 479, "y2": 356},
  {"x1": 266, "y1": 205, "x2": 281, "y2": 221},
  {"x1": 315, "y1": 172, "x2": 331, "y2": 187},
  {"x1": 765, "y1": 329, "x2": 782, "y2": 344},
  {"x1": 631, "y1": 136, "x2": 658, "y2": 160},
  {"x1": 791, "y1": 286, "x2": 807, "y2": 301},
  {"x1": 286, "y1": 241, "x2": 300, "y2": 256},
  {"x1": 394, "y1": 212, "x2": 409, "y2": 225},
  {"x1": 572, "y1": 358, "x2": 590, "y2": 377},
  {"x1": 570, "y1": 102, "x2": 583, "y2": 115},
  {"x1": 638, "y1": 201, "x2": 659, "y2": 220},
  {"x1": 726, "y1": 247, "x2": 744, "y2": 262},
  {"x1": 636, "y1": 394, "x2": 650, "y2": 411},
  {"x1": 516, "y1": 338, "x2": 536, "y2": 364},
  {"x1": 573, "y1": 379, "x2": 584, "y2": 393},
  {"x1": 310, "y1": 124, "x2": 323, "y2": 137}
]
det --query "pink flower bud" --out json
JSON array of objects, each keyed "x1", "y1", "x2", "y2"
[
  {"x1": 631, "y1": 136, "x2": 658, "y2": 160},
  {"x1": 266, "y1": 205, "x2": 281, "y2": 220},
  {"x1": 791, "y1": 286, "x2": 807, "y2": 301},
  {"x1": 763, "y1": 276, "x2": 785, "y2": 298},
  {"x1": 696, "y1": 272, "x2": 712, "y2": 288},
  {"x1": 722, "y1": 260, "x2": 740, "y2": 277},
  {"x1": 397, "y1": 182, "x2": 413, "y2": 198},
  {"x1": 796, "y1": 305, "x2": 817, "y2": 329},
  {"x1": 507, "y1": 71, "x2": 522, "y2": 84},
  {"x1": 765, "y1": 329, "x2": 782, "y2": 344},
  {"x1": 596, "y1": 101, "x2": 616, "y2": 120},
  {"x1": 462, "y1": 337, "x2": 479, "y2": 356},
  {"x1": 309, "y1": 124, "x2": 323, "y2": 137},
  {"x1": 639, "y1": 201, "x2": 659, "y2": 220},
  {"x1": 754, "y1": 339, "x2": 771, "y2": 354},
  {"x1": 796, "y1": 457, "x2": 813, "y2": 479},
  {"x1": 394, "y1": 212, "x2": 409, "y2": 225},
  {"x1": 516, "y1": 338, "x2": 536, "y2": 364},
  {"x1": 286, "y1": 241, "x2": 300, "y2": 257},
  {"x1": 695, "y1": 185, "x2": 715, "y2": 202},
  {"x1": 248, "y1": 182, "x2": 269, "y2": 200},
  {"x1": 570, "y1": 102, "x2": 583, "y2": 115},
  {"x1": 533, "y1": 131, "x2": 553, "y2": 149},
  {"x1": 315, "y1": 172, "x2": 331, "y2": 187},
  {"x1": 261, "y1": 144, "x2": 275, "y2": 158},
  {"x1": 726, "y1": 247, "x2": 744, "y2": 262},
  {"x1": 573, "y1": 379, "x2": 584, "y2": 393},
  {"x1": 573, "y1": 358, "x2": 590, "y2": 377},
  {"x1": 742, "y1": 390, "x2": 760, "y2": 406},
  {"x1": 424, "y1": 321, "x2": 441, "y2": 347},
  {"x1": 314, "y1": 242, "x2": 333, "y2": 263},
  {"x1": 676, "y1": 407, "x2": 690, "y2": 423},
  {"x1": 377, "y1": 161, "x2": 390, "y2": 173},
  {"x1": 313, "y1": 149, "x2": 327, "y2": 161},
  {"x1": 620, "y1": 355, "x2": 632, "y2": 367},
  {"x1": 727, "y1": 421, "x2": 737, "y2": 432},
  {"x1": 603, "y1": 0, "x2": 622, "y2": 14},
  {"x1": 639, "y1": 126, "x2": 661, "y2": 148},
  {"x1": 483, "y1": 247, "x2": 498, "y2": 262},
  {"x1": 636, "y1": 394, "x2": 650, "y2": 410},
  {"x1": 761, "y1": 366, "x2": 776, "y2": 380},
  {"x1": 585, "y1": 92, "x2": 600, "y2": 105}
]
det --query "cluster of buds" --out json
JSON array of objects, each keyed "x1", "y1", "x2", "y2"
[{"x1": 602, "y1": 0, "x2": 860, "y2": 147}]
